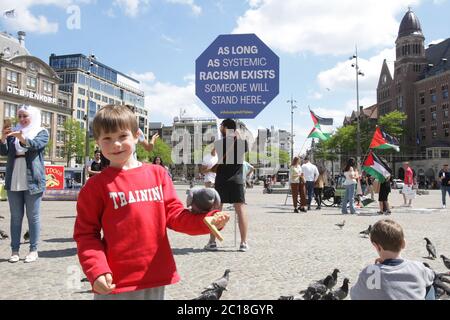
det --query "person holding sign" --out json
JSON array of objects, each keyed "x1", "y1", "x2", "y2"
[{"x1": 0, "y1": 105, "x2": 49, "y2": 263}]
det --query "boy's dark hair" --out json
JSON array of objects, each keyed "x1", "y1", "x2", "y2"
[
  {"x1": 370, "y1": 219, "x2": 404, "y2": 252},
  {"x1": 221, "y1": 119, "x2": 237, "y2": 130},
  {"x1": 93, "y1": 105, "x2": 138, "y2": 140}
]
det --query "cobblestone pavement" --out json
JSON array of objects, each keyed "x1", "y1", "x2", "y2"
[{"x1": 0, "y1": 186, "x2": 449, "y2": 300}]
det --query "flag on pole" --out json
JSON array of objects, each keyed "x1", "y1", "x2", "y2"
[
  {"x1": 3, "y1": 9, "x2": 16, "y2": 18},
  {"x1": 369, "y1": 126, "x2": 400, "y2": 152},
  {"x1": 308, "y1": 108, "x2": 333, "y2": 141},
  {"x1": 362, "y1": 150, "x2": 391, "y2": 183}
]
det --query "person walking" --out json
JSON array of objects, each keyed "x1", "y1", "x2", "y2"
[
  {"x1": 342, "y1": 158, "x2": 359, "y2": 215},
  {"x1": 402, "y1": 162, "x2": 414, "y2": 207},
  {"x1": 438, "y1": 164, "x2": 450, "y2": 209},
  {"x1": 0, "y1": 105, "x2": 49, "y2": 263},
  {"x1": 301, "y1": 157, "x2": 319, "y2": 211},
  {"x1": 314, "y1": 168, "x2": 326, "y2": 210},
  {"x1": 289, "y1": 157, "x2": 307, "y2": 213}
]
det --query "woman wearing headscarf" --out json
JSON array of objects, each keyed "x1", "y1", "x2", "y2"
[{"x1": 0, "y1": 105, "x2": 49, "y2": 263}]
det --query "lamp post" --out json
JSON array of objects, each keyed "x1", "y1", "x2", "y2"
[
  {"x1": 83, "y1": 54, "x2": 96, "y2": 184},
  {"x1": 350, "y1": 46, "x2": 365, "y2": 170},
  {"x1": 287, "y1": 96, "x2": 297, "y2": 160}
]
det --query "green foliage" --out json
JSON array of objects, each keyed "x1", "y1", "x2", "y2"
[
  {"x1": 63, "y1": 118, "x2": 85, "y2": 167},
  {"x1": 146, "y1": 138, "x2": 173, "y2": 165}
]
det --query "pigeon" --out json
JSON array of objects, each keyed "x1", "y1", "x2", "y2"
[
  {"x1": 278, "y1": 295, "x2": 304, "y2": 300},
  {"x1": 335, "y1": 220, "x2": 346, "y2": 229},
  {"x1": 424, "y1": 238, "x2": 437, "y2": 259},
  {"x1": 330, "y1": 278, "x2": 350, "y2": 300},
  {"x1": 434, "y1": 278, "x2": 450, "y2": 297},
  {"x1": 202, "y1": 269, "x2": 230, "y2": 292},
  {"x1": 0, "y1": 229, "x2": 9, "y2": 239},
  {"x1": 320, "y1": 291, "x2": 338, "y2": 300},
  {"x1": 193, "y1": 283, "x2": 227, "y2": 300},
  {"x1": 186, "y1": 187, "x2": 221, "y2": 214},
  {"x1": 24, "y1": 230, "x2": 30, "y2": 242},
  {"x1": 440, "y1": 255, "x2": 450, "y2": 271},
  {"x1": 359, "y1": 225, "x2": 372, "y2": 237},
  {"x1": 319, "y1": 269, "x2": 340, "y2": 290},
  {"x1": 300, "y1": 275, "x2": 332, "y2": 300},
  {"x1": 0, "y1": 215, "x2": 4, "y2": 219}
]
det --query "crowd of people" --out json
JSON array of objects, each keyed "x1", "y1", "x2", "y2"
[{"x1": 1, "y1": 103, "x2": 449, "y2": 301}]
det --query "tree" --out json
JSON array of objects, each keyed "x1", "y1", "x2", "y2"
[
  {"x1": 63, "y1": 119, "x2": 85, "y2": 167},
  {"x1": 138, "y1": 138, "x2": 172, "y2": 164}
]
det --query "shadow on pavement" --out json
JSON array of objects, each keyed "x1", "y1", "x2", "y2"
[
  {"x1": 172, "y1": 247, "x2": 236, "y2": 255},
  {"x1": 44, "y1": 238, "x2": 75, "y2": 243},
  {"x1": 39, "y1": 247, "x2": 77, "y2": 258}
]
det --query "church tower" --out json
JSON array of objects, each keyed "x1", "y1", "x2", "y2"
[{"x1": 393, "y1": 8, "x2": 427, "y2": 146}]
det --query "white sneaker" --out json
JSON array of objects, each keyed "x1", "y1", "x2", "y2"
[
  {"x1": 8, "y1": 253, "x2": 20, "y2": 263},
  {"x1": 24, "y1": 251, "x2": 38, "y2": 263},
  {"x1": 443, "y1": 205, "x2": 446, "y2": 209}
]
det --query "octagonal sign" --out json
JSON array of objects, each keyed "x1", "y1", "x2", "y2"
[{"x1": 196, "y1": 34, "x2": 279, "y2": 119}]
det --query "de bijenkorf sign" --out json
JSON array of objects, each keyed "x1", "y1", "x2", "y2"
[{"x1": 196, "y1": 34, "x2": 279, "y2": 119}]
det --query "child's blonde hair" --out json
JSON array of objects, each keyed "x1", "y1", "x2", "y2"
[
  {"x1": 370, "y1": 219, "x2": 404, "y2": 252},
  {"x1": 93, "y1": 105, "x2": 138, "y2": 140}
]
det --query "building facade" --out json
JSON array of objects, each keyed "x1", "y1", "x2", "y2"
[
  {"x1": 375, "y1": 9, "x2": 450, "y2": 183},
  {"x1": 48, "y1": 54, "x2": 148, "y2": 140},
  {"x1": 0, "y1": 32, "x2": 72, "y2": 166}
]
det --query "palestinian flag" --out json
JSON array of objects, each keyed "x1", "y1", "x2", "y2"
[
  {"x1": 308, "y1": 108, "x2": 333, "y2": 141},
  {"x1": 369, "y1": 126, "x2": 400, "y2": 152},
  {"x1": 362, "y1": 150, "x2": 391, "y2": 183}
]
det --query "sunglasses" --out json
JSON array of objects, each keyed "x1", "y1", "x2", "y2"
[{"x1": 18, "y1": 115, "x2": 29, "y2": 119}]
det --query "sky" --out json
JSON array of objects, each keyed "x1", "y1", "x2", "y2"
[{"x1": 1, "y1": 0, "x2": 449, "y2": 155}]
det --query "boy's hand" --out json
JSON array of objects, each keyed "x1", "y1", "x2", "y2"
[
  {"x1": 211, "y1": 212, "x2": 230, "y2": 230},
  {"x1": 93, "y1": 273, "x2": 116, "y2": 295}
]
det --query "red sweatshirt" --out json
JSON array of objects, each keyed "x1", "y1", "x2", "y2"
[{"x1": 74, "y1": 164, "x2": 216, "y2": 294}]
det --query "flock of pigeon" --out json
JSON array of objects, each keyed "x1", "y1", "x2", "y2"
[{"x1": 278, "y1": 269, "x2": 350, "y2": 300}]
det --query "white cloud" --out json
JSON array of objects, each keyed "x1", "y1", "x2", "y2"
[
  {"x1": 317, "y1": 47, "x2": 396, "y2": 93},
  {"x1": 0, "y1": 0, "x2": 93, "y2": 34},
  {"x1": 233, "y1": 0, "x2": 422, "y2": 55},
  {"x1": 165, "y1": 0, "x2": 202, "y2": 15},
  {"x1": 132, "y1": 72, "x2": 210, "y2": 121},
  {"x1": 113, "y1": 0, "x2": 149, "y2": 17}
]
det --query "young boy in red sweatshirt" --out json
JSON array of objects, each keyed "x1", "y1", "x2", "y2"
[{"x1": 74, "y1": 105, "x2": 229, "y2": 300}]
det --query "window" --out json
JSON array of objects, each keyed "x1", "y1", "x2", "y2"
[
  {"x1": 56, "y1": 146, "x2": 65, "y2": 158},
  {"x1": 43, "y1": 80, "x2": 53, "y2": 93},
  {"x1": 78, "y1": 87, "x2": 86, "y2": 96},
  {"x1": 419, "y1": 92, "x2": 425, "y2": 105},
  {"x1": 443, "y1": 84, "x2": 449, "y2": 100},
  {"x1": 4, "y1": 103, "x2": 18, "y2": 118},
  {"x1": 396, "y1": 96, "x2": 404, "y2": 110},
  {"x1": 109, "y1": 98, "x2": 115, "y2": 104},
  {"x1": 413, "y1": 64, "x2": 421, "y2": 72},
  {"x1": 446, "y1": 129, "x2": 449, "y2": 137},
  {"x1": 41, "y1": 111, "x2": 53, "y2": 128},
  {"x1": 443, "y1": 104, "x2": 449, "y2": 118},
  {"x1": 442, "y1": 150, "x2": 450, "y2": 158},
  {"x1": 420, "y1": 109, "x2": 426, "y2": 122},
  {"x1": 430, "y1": 88, "x2": 437, "y2": 103},
  {"x1": 420, "y1": 127, "x2": 426, "y2": 141},
  {"x1": 58, "y1": 99, "x2": 68, "y2": 108},
  {"x1": 26, "y1": 76, "x2": 37, "y2": 89},
  {"x1": 431, "y1": 111, "x2": 437, "y2": 121},
  {"x1": 57, "y1": 115, "x2": 67, "y2": 126},
  {"x1": 102, "y1": 95, "x2": 108, "y2": 103},
  {"x1": 428, "y1": 150, "x2": 433, "y2": 159},
  {"x1": 56, "y1": 130, "x2": 65, "y2": 143},
  {"x1": 6, "y1": 70, "x2": 18, "y2": 83}
]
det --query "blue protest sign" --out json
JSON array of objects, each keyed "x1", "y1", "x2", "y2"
[{"x1": 196, "y1": 34, "x2": 279, "y2": 119}]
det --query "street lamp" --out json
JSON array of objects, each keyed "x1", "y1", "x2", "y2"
[
  {"x1": 350, "y1": 47, "x2": 364, "y2": 169},
  {"x1": 287, "y1": 96, "x2": 297, "y2": 160},
  {"x1": 83, "y1": 54, "x2": 96, "y2": 184}
]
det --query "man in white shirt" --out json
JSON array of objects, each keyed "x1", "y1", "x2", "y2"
[
  {"x1": 201, "y1": 148, "x2": 218, "y2": 188},
  {"x1": 301, "y1": 157, "x2": 319, "y2": 211}
]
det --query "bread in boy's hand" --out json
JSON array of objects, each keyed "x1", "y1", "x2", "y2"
[{"x1": 203, "y1": 212, "x2": 229, "y2": 242}]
